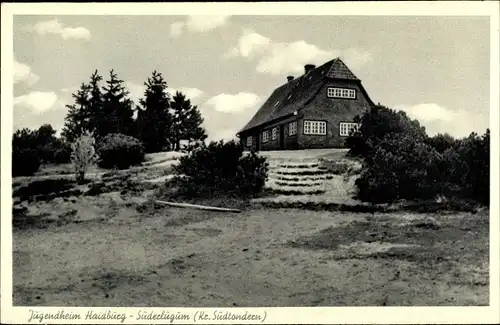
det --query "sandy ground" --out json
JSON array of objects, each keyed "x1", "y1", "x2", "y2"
[
  {"x1": 13, "y1": 195, "x2": 489, "y2": 307},
  {"x1": 11, "y1": 150, "x2": 489, "y2": 307}
]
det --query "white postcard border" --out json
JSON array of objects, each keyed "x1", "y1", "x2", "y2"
[{"x1": 1, "y1": 2, "x2": 499, "y2": 324}]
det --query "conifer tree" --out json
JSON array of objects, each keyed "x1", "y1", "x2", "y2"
[
  {"x1": 61, "y1": 82, "x2": 92, "y2": 142},
  {"x1": 170, "y1": 91, "x2": 207, "y2": 151},
  {"x1": 137, "y1": 71, "x2": 173, "y2": 153},
  {"x1": 86, "y1": 70, "x2": 104, "y2": 136},
  {"x1": 99, "y1": 69, "x2": 136, "y2": 138}
]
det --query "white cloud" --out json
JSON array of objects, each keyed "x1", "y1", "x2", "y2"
[
  {"x1": 169, "y1": 22, "x2": 185, "y2": 38},
  {"x1": 60, "y1": 86, "x2": 78, "y2": 93},
  {"x1": 170, "y1": 87, "x2": 205, "y2": 100},
  {"x1": 125, "y1": 82, "x2": 205, "y2": 106},
  {"x1": 14, "y1": 91, "x2": 59, "y2": 113},
  {"x1": 225, "y1": 29, "x2": 271, "y2": 58},
  {"x1": 125, "y1": 81, "x2": 145, "y2": 105},
  {"x1": 186, "y1": 15, "x2": 230, "y2": 32},
  {"x1": 170, "y1": 15, "x2": 230, "y2": 38},
  {"x1": 395, "y1": 103, "x2": 488, "y2": 138},
  {"x1": 28, "y1": 19, "x2": 91, "y2": 40},
  {"x1": 225, "y1": 30, "x2": 372, "y2": 76},
  {"x1": 256, "y1": 40, "x2": 333, "y2": 76},
  {"x1": 14, "y1": 59, "x2": 40, "y2": 85},
  {"x1": 205, "y1": 92, "x2": 261, "y2": 114},
  {"x1": 200, "y1": 92, "x2": 262, "y2": 143}
]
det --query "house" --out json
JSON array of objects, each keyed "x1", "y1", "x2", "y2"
[{"x1": 236, "y1": 58, "x2": 375, "y2": 151}]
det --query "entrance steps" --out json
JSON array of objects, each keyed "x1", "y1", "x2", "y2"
[{"x1": 255, "y1": 149, "x2": 363, "y2": 204}]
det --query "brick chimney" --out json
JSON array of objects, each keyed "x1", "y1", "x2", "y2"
[
  {"x1": 304, "y1": 64, "x2": 316, "y2": 74},
  {"x1": 287, "y1": 76, "x2": 294, "y2": 82}
]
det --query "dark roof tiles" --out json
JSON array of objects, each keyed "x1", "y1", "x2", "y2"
[
  {"x1": 326, "y1": 58, "x2": 359, "y2": 80},
  {"x1": 238, "y1": 57, "x2": 361, "y2": 134}
]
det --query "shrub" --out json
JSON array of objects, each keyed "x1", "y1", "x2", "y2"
[
  {"x1": 355, "y1": 133, "x2": 443, "y2": 203},
  {"x1": 13, "y1": 178, "x2": 75, "y2": 201},
  {"x1": 442, "y1": 130, "x2": 489, "y2": 204},
  {"x1": 12, "y1": 128, "x2": 41, "y2": 177},
  {"x1": 346, "y1": 105, "x2": 427, "y2": 159},
  {"x1": 12, "y1": 125, "x2": 71, "y2": 171},
  {"x1": 53, "y1": 145, "x2": 72, "y2": 164},
  {"x1": 97, "y1": 133, "x2": 145, "y2": 169},
  {"x1": 347, "y1": 104, "x2": 489, "y2": 206},
  {"x1": 171, "y1": 140, "x2": 269, "y2": 198},
  {"x1": 235, "y1": 152, "x2": 269, "y2": 194},
  {"x1": 71, "y1": 133, "x2": 99, "y2": 184},
  {"x1": 12, "y1": 149, "x2": 41, "y2": 177},
  {"x1": 426, "y1": 133, "x2": 457, "y2": 153}
]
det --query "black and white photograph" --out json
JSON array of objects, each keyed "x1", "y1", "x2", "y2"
[{"x1": 1, "y1": 2, "x2": 499, "y2": 324}]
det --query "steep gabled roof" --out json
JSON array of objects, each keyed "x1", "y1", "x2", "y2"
[
  {"x1": 238, "y1": 57, "x2": 363, "y2": 134},
  {"x1": 326, "y1": 58, "x2": 359, "y2": 80}
]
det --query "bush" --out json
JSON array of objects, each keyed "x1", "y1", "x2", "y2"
[
  {"x1": 38, "y1": 140, "x2": 72, "y2": 164},
  {"x1": 97, "y1": 133, "x2": 145, "y2": 169},
  {"x1": 235, "y1": 152, "x2": 269, "y2": 194},
  {"x1": 53, "y1": 145, "x2": 72, "y2": 164},
  {"x1": 351, "y1": 108, "x2": 490, "y2": 205},
  {"x1": 12, "y1": 149, "x2": 41, "y2": 177},
  {"x1": 13, "y1": 178, "x2": 75, "y2": 201},
  {"x1": 442, "y1": 130, "x2": 489, "y2": 204},
  {"x1": 71, "y1": 133, "x2": 98, "y2": 183},
  {"x1": 346, "y1": 105, "x2": 427, "y2": 159},
  {"x1": 12, "y1": 125, "x2": 71, "y2": 173},
  {"x1": 355, "y1": 133, "x2": 443, "y2": 203},
  {"x1": 426, "y1": 133, "x2": 457, "y2": 153},
  {"x1": 171, "y1": 140, "x2": 269, "y2": 198}
]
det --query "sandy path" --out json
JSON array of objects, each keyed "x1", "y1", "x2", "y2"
[{"x1": 13, "y1": 208, "x2": 488, "y2": 307}]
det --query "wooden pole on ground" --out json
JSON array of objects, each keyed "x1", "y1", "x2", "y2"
[{"x1": 155, "y1": 200, "x2": 242, "y2": 213}]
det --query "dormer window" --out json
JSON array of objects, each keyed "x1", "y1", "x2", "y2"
[{"x1": 327, "y1": 87, "x2": 356, "y2": 99}]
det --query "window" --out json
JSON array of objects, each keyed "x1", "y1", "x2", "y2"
[
  {"x1": 288, "y1": 121, "x2": 297, "y2": 136},
  {"x1": 339, "y1": 122, "x2": 361, "y2": 136},
  {"x1": 272, "y1": 127, "x2": 277, "y2": 140},
  {"x1": 262, "y1": 130, "x2": 269, "y2": 143},
  {"x1": 327, "y1": 87, "x2": 356, "y2": 99},
  {"x1": 304, "y1": 121, "x2": 327, "y2": 135},
  {"x1": 246, "y1": 136, "x2": 252, "y2": 146}
]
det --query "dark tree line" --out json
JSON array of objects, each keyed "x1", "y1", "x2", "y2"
[
  {"x1": 12, "y1": 124, "x2": 71, "y2": 176},
  {"x1": 62, "y1": 69, "x2": 206, "y2": 153},
  {"x1": 346, "y1": 104, "x2": 490, "y2": 205}
]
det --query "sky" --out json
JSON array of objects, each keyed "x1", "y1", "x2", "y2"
[{"x1": 13, "y1": 15, "x2": 490, "y2": 141}]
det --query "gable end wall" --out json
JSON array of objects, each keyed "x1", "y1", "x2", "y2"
[{"x1": 297, "y1": 80, "x2": 372, "y2": 149}]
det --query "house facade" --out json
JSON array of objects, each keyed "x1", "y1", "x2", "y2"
[{"x1": 236, "y1": 58, "x2": 375, "y2": 151}]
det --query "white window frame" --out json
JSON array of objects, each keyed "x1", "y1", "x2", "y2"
[
  {"x1": 339, "y1": 122, "x2": 361, "y2": 136},
  {"x1": 288, "y1": 121, "x2": 297, "y2": 136},
  {"x1": 327, "y1": 87, "x2": 356, "y2": 99},
  {"x1": 246, "y1": 136, "x2": 252, "y2": 146},
  {"x1": 304, "y1": 120, "x2": 327, "y2": 135},
  {"x1": 271, "y1": 127, "x2": 277, "y2": 140},
  {"x1": 262, "y1": 130, "x2": 269, "y2": 143}
]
